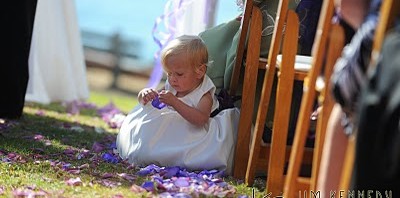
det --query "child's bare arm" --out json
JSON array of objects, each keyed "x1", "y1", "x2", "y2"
[{"x1": 159, "y1": 91, "x2": 213, "y2": 127}]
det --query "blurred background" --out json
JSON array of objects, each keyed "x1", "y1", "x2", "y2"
[
  {"x1": 77, "y1": 1, "x2": 239, "y2": 86},
  {"x1": 75, "y1": 0, "x2": 241, "y2": 111},
  {"x1": 25, "y1": 0, "x2": 241, "y2": 113}
]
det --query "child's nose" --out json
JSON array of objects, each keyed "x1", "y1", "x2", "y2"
[{"x1": 169, "y1": 75, "x2": 177, "y2": 82}]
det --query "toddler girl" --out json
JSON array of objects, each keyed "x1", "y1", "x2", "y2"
[{"x1": 116, "y1": 35, "x2": 240, "y2": 174}]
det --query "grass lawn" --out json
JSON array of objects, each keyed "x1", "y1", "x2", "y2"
[{"x1": 0, "y1": 90, "x2": 265, "y2": 198}]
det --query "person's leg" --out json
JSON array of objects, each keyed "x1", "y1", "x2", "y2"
[
  {"x1": 317, "y1": 104, "x2": 348, "y2": 196},
  {"x1": 0, "y1": 2, "x2": 37, "y2": 119}
]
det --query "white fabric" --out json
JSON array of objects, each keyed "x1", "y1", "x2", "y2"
[
  {"x1": 26, "y1": 0, "x2": 89, "y2": 104},
  {"x1": 117, "y1": 75, "x2": 239, "y2": 174}
]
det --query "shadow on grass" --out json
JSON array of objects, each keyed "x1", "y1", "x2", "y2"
[{"x1": 0, "y1": 109, "x2": 137, "y2": 189}]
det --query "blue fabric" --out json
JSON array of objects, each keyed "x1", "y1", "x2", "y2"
[{"x1": 296, "y1": 0, "x2": 323, "y2": 55}]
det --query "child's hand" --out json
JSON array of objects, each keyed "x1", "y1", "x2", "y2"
[
  {"x1": 158, "y1": 90, "x2": 177, "y2": 107},
  {"x1": 138, "y1": 88, "x2": 158, "y2": 105}
]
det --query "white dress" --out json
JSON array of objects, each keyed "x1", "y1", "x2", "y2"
[
  {"x1": 26, "y1": 0, "x2": 89, "y2": 104},
  {"x1": 117, "y1": 75, "x2": 239, "y2": 174}
]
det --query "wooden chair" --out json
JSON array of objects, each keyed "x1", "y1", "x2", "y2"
[
  {"x1": 338, "y1": 0, "x2": 400, "y2": 193},
  {"x1": 282, "y1": 0, "x2": 346, "y2": 196},
  {"x1": 230, "y1": 1, "x2": 265, "y2": 182},
  {"x1": 232, "y1": 0, "x2": 314, "y2": 188}
]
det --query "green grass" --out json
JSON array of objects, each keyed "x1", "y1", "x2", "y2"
[
  {"x1": 0, "y1": 91, "x2": 266, "y2": 197},
  {"x1": 87, "y1": 91, "x2": 137, "y2": 113}
]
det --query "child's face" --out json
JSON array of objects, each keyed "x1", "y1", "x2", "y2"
[{"x1": 164, "y1": 54, "x2": 203, "y2": 96}]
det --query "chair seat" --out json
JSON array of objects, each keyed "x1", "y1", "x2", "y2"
[{"x1": 276, "y1": 55, "x2": 312, "y2": 72}]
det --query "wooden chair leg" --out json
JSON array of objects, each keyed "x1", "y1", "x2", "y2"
[
  {"x1": 245, "y1": 0, "x2": 291, "y2": 185},
  {"x1": 233, "y1": 5, "x2": 263, "y2": 180},
  {"x1": 310, "y1": 23, "x2": 345, "y2": 191},
  {"x1": 266, "y1": 10, "x2": 298, "y2": 197},
  {"x1": 284, "y1": 0, "x2": 336, "y2": 197}
]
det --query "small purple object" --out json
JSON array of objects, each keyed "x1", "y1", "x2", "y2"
[{"x1": 151, "y1": 96, "x2": 166, "y2": 109}]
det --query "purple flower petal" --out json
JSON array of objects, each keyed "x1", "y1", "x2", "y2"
[
  {"x1": 66, "y1": 101, "x2": 80, "y2": 115},
  {"x1": 117, "y1": 173, "x2": 136, "y2": 182},
  {"x1": 130, "y1": 184, "x2": 146, "y2": 193},
  {"x1": 174, "y1": 192, "x2": 192, "y2": 198},
  {"x1": 102, "y1": 173, "x2": 114, "y2": 179},
  {"x1": 141, "y1": 181, "x2": 155, "y2": 191},
  {"x1": 0, "y1": 186, "x2": 4, "y2": 195},
  {"x1": 33, "y1": 134, "x2": 44, "y2": 140},
  {"x1": 92, "y1": 142, "x2": 104, "y2": 153},
  {"x1": 67, "y1": 169, "x2": 81, "y2": 175},
  {"x1": 78, "y1": 163, "x2": 90, "y2": 169},
  {"x1": 35, "y1": 110, "x2": 45, "y2": 116},
  {"x1": 102, "y1": 153, "x2": 119, "y2": 164},
  {"x1": 136, "y1": 164, "x2": 160, "y2": 176},
  {"x1": 62, "y1": 163, "x2": 72, "y2": 170},
  {"x1": 161, "y1": 166, "x2": 179, "y2": 178},
  {"x1": 12, "y1": 189, "x2": 41, "y2": 197},
  {"x1": 174, "y1": 177, "x2": 190, "y2": 187},
  {"x1": 65, "y1": 177, "x2": 82, "y2": 186},
  {"x1": 63, "y1": 148, "x2": 75, "y2": 155},
  {"x1": 98, "y1": 179, "x2": 121, "y2": 188}
]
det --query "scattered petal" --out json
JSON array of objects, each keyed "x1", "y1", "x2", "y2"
[
  {"x1": 92, "y1": 142, "x2": 104, "y2": 153},
  {"x1": 66, "y1": 101, "x2": 80, "y2": 115},
  {"x1": 33, "y1": 134, "x2": 44, "y2": 140},
  {"x1": 35, "y1": 110, "x2": 45, "y2": 116},
  {"x1": 174, "y1": 177, "x2": 189, "y2": 187},
  {"x1": 102, "y1": 173, "x2": 114, "y2": 179},
  {"x1": 117, "y1": 173, "x2": 136, "y2": 182},
  {"x1": 98, "y1": 179, "x2": 121, "y2": 188},
  {"x1": 141, "y1": 181, "x2": 154, "y2": 191},
  {"x1": 130, "y1": 184, "x2": 146, "y2": 193},
  {"x1": 65, "y1": 177, "x2": 82, "y2": 186},
  {"x1": 102, "y1": 153, "x2": 119, "y2": 164},
  {"x1": 161, "y1": 166, "x2": 179, "y2": 178}
]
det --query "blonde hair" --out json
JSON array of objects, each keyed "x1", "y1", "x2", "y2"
[{"x1": 161, "y1": 35, "x2": 209, "y2": 73}]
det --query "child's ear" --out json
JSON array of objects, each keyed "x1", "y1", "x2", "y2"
[{"x1": 196, "y1": 64, "x2": 207, "y2": 79}]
